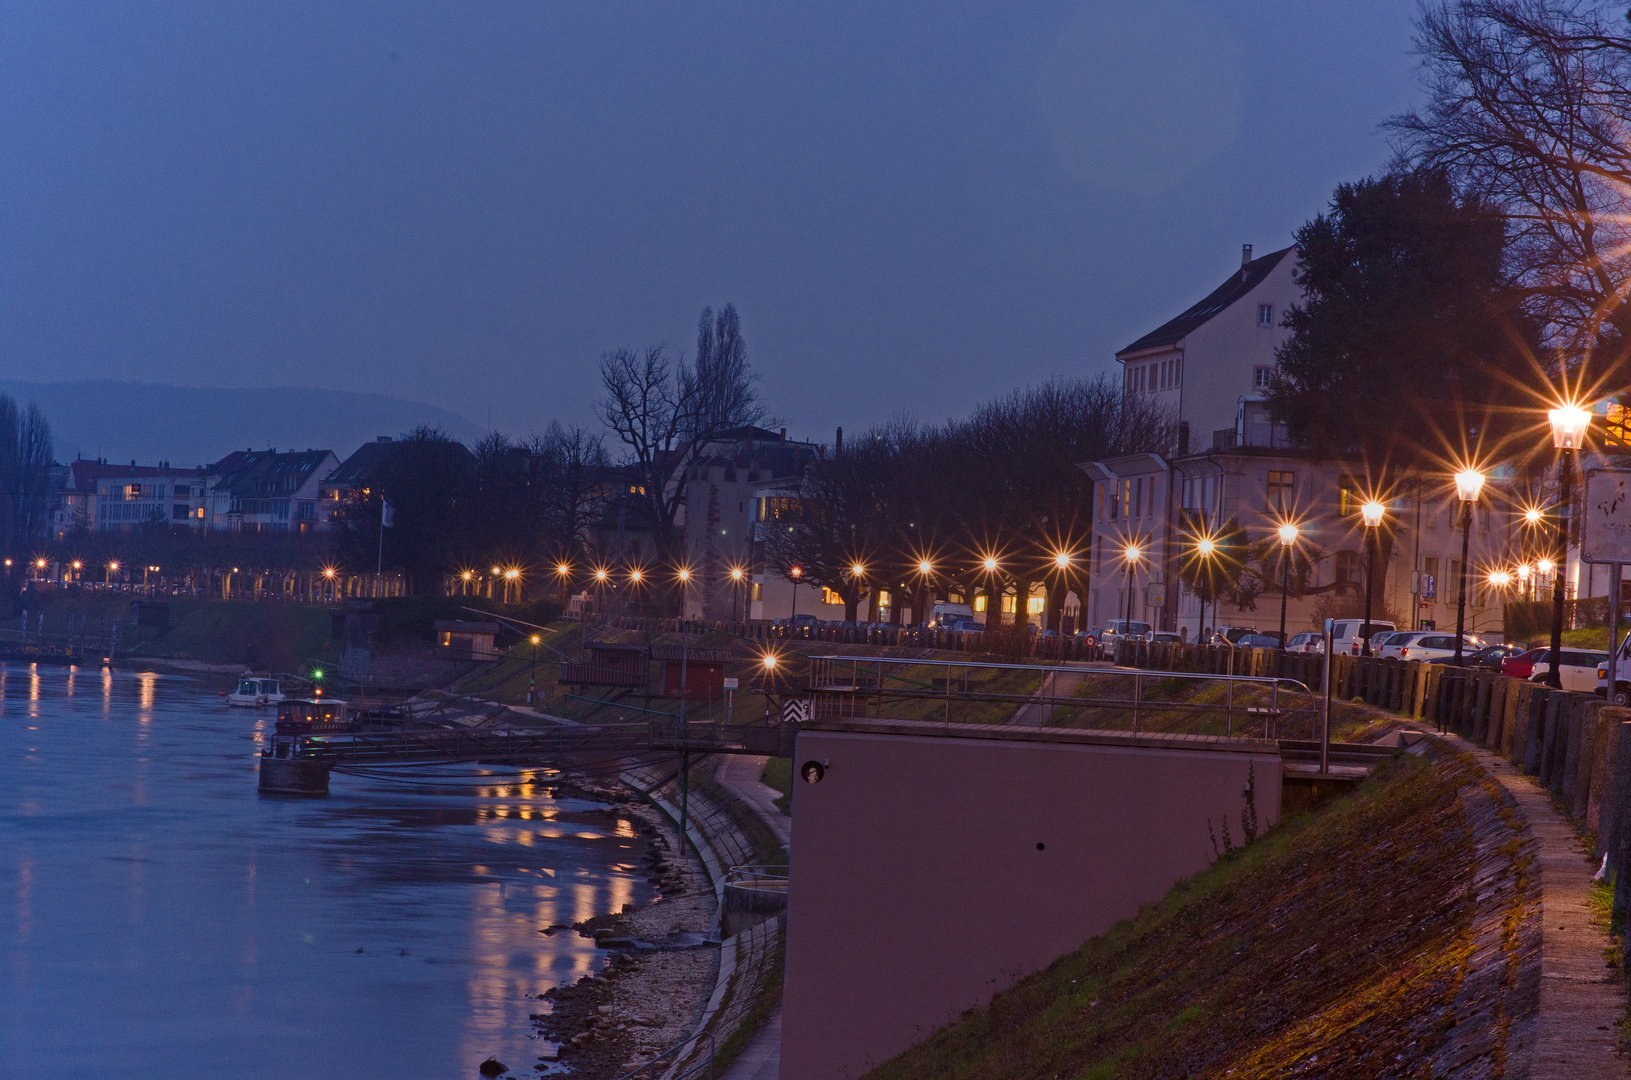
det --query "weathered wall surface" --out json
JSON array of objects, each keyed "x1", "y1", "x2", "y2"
[{"x1": 779, "y1": 727, "x2": 1282, "y2": 1080}]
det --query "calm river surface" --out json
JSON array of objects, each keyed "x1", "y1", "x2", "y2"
[{"x1": 0, "y1": 664, "x2": 655, "y2": 1077}]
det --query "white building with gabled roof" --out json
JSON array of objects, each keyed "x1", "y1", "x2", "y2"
[{"x1": 1116, "y1": 244, "x2": 1302, "y2": 454}]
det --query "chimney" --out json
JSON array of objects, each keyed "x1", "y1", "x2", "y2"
[
  {"x1": 835, "y1": 427, "x2": 844, "y2": 456},
  {"x1": 780, "y1": 427, "x2": 787, "y2": 443},
  {"x1": 1241, "y1": 244, "x2": 1253, "y2": 267}
]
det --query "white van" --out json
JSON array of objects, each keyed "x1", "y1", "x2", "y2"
[
  {"x1": 1330, "y1": 618, "x2": 1397, "y2": 655},
  {"x1": 930, "y1": 601, "x2": 974, "y2": 628}
]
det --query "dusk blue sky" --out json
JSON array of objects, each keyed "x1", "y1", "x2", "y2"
[{"x1": 0, "y1": 1, "x2": 1422, "y2": 447}]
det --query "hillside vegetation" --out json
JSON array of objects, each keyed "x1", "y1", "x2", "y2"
[{"x1": 866, "y1": 751, "x2": 1488, "y2": 1080}]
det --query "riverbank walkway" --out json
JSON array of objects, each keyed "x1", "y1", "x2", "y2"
[
  {"x1": 715, "y1": 755, "x2": 790, "y2": 1080},
  {"x1": 1440, "y1": 732, "x2": 1627, "y2": 1077}
]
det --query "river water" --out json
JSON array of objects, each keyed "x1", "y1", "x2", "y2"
[{"x1": 0, "y1": 664, "x2": 656, "y2": 1077}]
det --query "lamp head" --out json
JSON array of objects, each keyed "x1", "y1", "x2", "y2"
[
  {"x1": 731, "y1": 567, "x2": 744, "y2": 581},
  {"x1": 107, "y1": 561, "x2": 118, "y2": 570},
  {"x1": 762, "y1": 654, "x2": 778, "y2": 670},
  {"x1": 531, "y1": 635, "x2": 540, "y2": 644},
  {"x1": 1453, "y1": 468, "x2": 1486, "y2": 503},
  {"x1": 595, "y1": 568, "x2": 608, "y2": 582},
  {"x1": 918, "y1": 559, "x2": 933, "y2": 575},
  {"x1": 1277, "y1": 523, "x2": 1298, "y2": 546},
  {"x1": 851, "y1": 562, "x2": 865, "y2": 578},
  {"x1": 677, "y1": 567, "x2": 690, "y2": 582},
  {"x1": 628, "y1": 568, "x2": 642, "y2": 583},
  {"x1": 556, "y1": 563, "x2": 570, "y2": 577},
  {"x1": 1195, "y1": 537, "x2": 1216, "y2": 557},
  {"x1": 1517, "y1": 563, "x2": 1531, "y2": 581},
  {"x1": 1549, "y1": 403, "x2": 1591, "y2": 449},
  {"x1": 790, "y1": 566, "x2": 802, "y2": 578},
  {"x1": 983, "y1": 556, "x2": 998, "y2": 572},
  {"x1": 1360, "y1": 500, "x2": 1385, "y2": 528},
  {"x1": 505, "y1": 568, "x2": 519, "y2": 580},
  {"x1": 1537, "y1": 558, "x2": 1555, "y2": 574},
  {"x1": 1123, "y1": 544, "x2": 1140, "y2": 564},
  {"x1": 1053, "y1": 552, "x2": 1071, "y2": 569},
  {"x1": 1524, "y1": 506, "x2": 1544, "y2": 525}
]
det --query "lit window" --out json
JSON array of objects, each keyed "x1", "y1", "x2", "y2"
[
  {"x1": 1026, "y1": 597, "x2": 1045, "y2": 614},
  {"x1": 820, "y1": 587, "x2": 843, "y2": 606},
  {"x1": 1258, "y1": 303, "x2": 1274, "y2": 326},
  {"x1": 973, "y1": 596, "x2": 987, "y2": 612},
  {"x1": 1254, "y1": 365, "x2": 1273, "y2": 390},
  {"x1": 1266, "y1": 470, "x2": 1296, "y2": 511}
]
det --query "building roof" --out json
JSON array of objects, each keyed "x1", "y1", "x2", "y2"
[
  {"x1": 66, "y1": 459, "x2": 195, "y2": 491},
  {"x1": 207, "y1": 449, "x2": 334, "y2": 498},
  {"x1": 328, "y1": 437, "x2": 399, "y2": 488},
  {"x1": 648, "y1": 645, "x2": 732, "y2": 664},
  {"x1": 1118, "y1": 246, "x2": 1295, "y2": 356},
  {"x1": 433, "y1": 621, "x2": 500, "y2": 634}
]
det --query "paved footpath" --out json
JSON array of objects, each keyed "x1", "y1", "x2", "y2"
[
  {"x1": 714, "y1": 755, "x2": 790, "y2": 1080},
  {"x1": 1446, "y1": 733, "x2": 1627, "y2": 1078}
]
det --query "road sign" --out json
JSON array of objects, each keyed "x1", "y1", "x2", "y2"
[
  {"x1": 1583, "y1": 468, "x2": 1631, "y2": 563},
  {"x1": 1082, "y1": 633, "x2": 1096, "y2": 648},
  {"x1": 723, "y1": 677, "x2": 739, "y2": 691}
]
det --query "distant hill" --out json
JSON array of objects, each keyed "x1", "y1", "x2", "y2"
[{"x1": 0, "y1": 380, "x2": 487, "y2": 467}]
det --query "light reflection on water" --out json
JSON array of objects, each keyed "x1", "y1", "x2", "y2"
[{"x1": 0, "y1": 663, "x2": 654, "y2": 1078}]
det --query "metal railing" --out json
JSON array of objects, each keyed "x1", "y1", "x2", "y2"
[
  {"x1": 725, "y1": 864, "x2": 790, "y2": 892},
  {"x1": 804, "y1": 654, "x2": 1315, "y2": 739},
  {"x1": 615, "y1": 1031, "x2": 713, "y2": 1080}
]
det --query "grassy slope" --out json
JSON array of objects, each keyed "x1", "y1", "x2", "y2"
[{"x1": 866, "y1": 751, "x2": 1484, "y2": 1080}]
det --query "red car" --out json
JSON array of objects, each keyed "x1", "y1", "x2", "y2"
[{"x1": 1502, "y1": 648, "x2": 1548, "y2": 679}]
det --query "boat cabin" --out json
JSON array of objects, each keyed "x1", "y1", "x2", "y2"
[{"x1": 274, "y1": 697, "x2": 351, "y2": 734}]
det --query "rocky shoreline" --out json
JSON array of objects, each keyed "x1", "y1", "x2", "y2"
[{"x1": 527, "y1": 781, "x2": 719, "y2": 1079}]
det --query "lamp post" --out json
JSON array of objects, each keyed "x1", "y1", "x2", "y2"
[
  {"x1": 788, "y1": 566, "x2": 802, "y2": 631},
  {"x1": 915, "y1": 559, "x2": 934, "y2": 629},
  {"x1": 982, "y1": 556, "x2": 1000, "y2": 627},
  {"x1": 1359, "y1": 501, "x2": 1385, "y2": 656},
  {"x1": 1051, "y1": 551, "x2": 1072, "y2": 636},
  {"x1": 730, "y1": 565, "x2": 746, "y2": 626},
  {"x1": 1516, "y1": 562, "x2": 1532, "y2": 603},
  {"x1": 555, "y1": 562, "x2": 572, "y2": 604},
  {"x1": 1452, "y1": 468, "x2": 1486, "y2": 666},
  {"x1": 1121, "y1": 544, "x2": 1141, "y2": 644},
  {"x1": 1193, "y1": 536, "x2": 1216, "y2": 642},
  {"x1": 1546, "y1": 404, "x2": 1591, "y2": 688},
  {"x1": 529, "y1": 634, "x2": 541, "y2": 704},
  {"x1": 1276, "y1": 523, "x2": 1299, "y2": 650}
]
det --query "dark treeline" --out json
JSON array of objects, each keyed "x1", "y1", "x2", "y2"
[{"x1": 764, "y1": 378, "x2": 1170, "y2": 627}]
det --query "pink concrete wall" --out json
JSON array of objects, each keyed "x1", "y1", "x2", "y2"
[{"x1": 779, "y1": 729, "x2": 1282, "y2": 1080}]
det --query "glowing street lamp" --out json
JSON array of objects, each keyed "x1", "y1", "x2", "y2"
[
  {"x1": 1352, "y1": 500, "x2": 1386, "y2": 655},
  {"x1": 788, "y1": 565, "x2": 803, "y2": 629},
  {"x1": 729, "y1": 564, "x2": 748, "y2": 625},
  {"x1": 1120, "y1": 543, "x2": 1142, "y2": 647},
  {"x1": 1452, "y1": 468, "x2": 1486, "y2": 667},
  {"x1": 1192, "y1": 536, "x2": 1218, "y2": 642},
  {"x1": 1276, "y1": 523, "x2": 1299, "y2": 650},
  {"x1": 1544, "y1": 402, "x2": 1592, "y2": 688}
]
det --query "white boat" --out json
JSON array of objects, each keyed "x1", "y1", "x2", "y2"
[{"x1": 228, "y1": 676, "x2": 286, "y2": 708}]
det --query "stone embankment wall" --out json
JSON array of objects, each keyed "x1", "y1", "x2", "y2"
[
  {"x1": 620, "y1": 762, "x2": 786, "y2": 1076},
  {"x1": 1128, "y1": 642, "x2": 1631, "y2": 971}
]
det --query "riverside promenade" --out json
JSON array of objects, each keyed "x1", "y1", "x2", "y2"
[
  {"x1": 1442, "y1": 731, "x2": 1627, "y2": 1077},
  {"x1": 715, "y1": 755, "x2": 791, "y2": 1080}
]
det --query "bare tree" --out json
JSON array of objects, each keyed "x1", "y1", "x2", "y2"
[
  {"x1": 597, "y1": 305, "x2": 767, "y2": 566},
  {"x1": 1392, "y1": 1, "x2": 1631, "y2": 365}
]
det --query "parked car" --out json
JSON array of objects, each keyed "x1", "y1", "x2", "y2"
[
  {"x1": 1382, "y1": 632, "x2": 1482, "y2": 663},
  {"x1": 1234, "y1": 633, "x2": 1282, "y2": 649},
  {"x1": 1461, "y1": 643, "x2": 1526, "y2": 672},
  {"x1": 1146, "y1": 631, "x2": 1182, "y2": 645},
  {"x1": 1285, "y1": 632, "x2": 1323, "y2": 654},
  {"x1": 1329, "y1": 618, "x2": 1397, "y2": 656},
  {"x1": 944, "y1": 618, "x2": 985, "y2": 633},
  {"x1": 1213, "y1": 625, "x2": 1257, "y2": 645},
  {"x1": 1530, "y1": 649, "x2": 1609, "y2": 692},
  {"x1": 1102, "y1": 619, "x2": 1152, "y2": 645},
  {"x1": 1365, "y1": 629, "x2": 1404, "y2": 654},
  {"x1": 1595, "y1": 634, "x2": 1631, "y2": 704},
  {"x1": 1502, "y1": 647, "x2": 1548, "y2": 679}
]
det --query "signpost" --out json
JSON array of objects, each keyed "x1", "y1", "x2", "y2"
[{"x1": 1580, "y1": 468, "x2": 1631, "y2": 703}]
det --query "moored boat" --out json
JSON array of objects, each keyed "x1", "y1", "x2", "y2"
[{"x1": 227, "y1": 676, "x2": 285, "y2": 708}]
